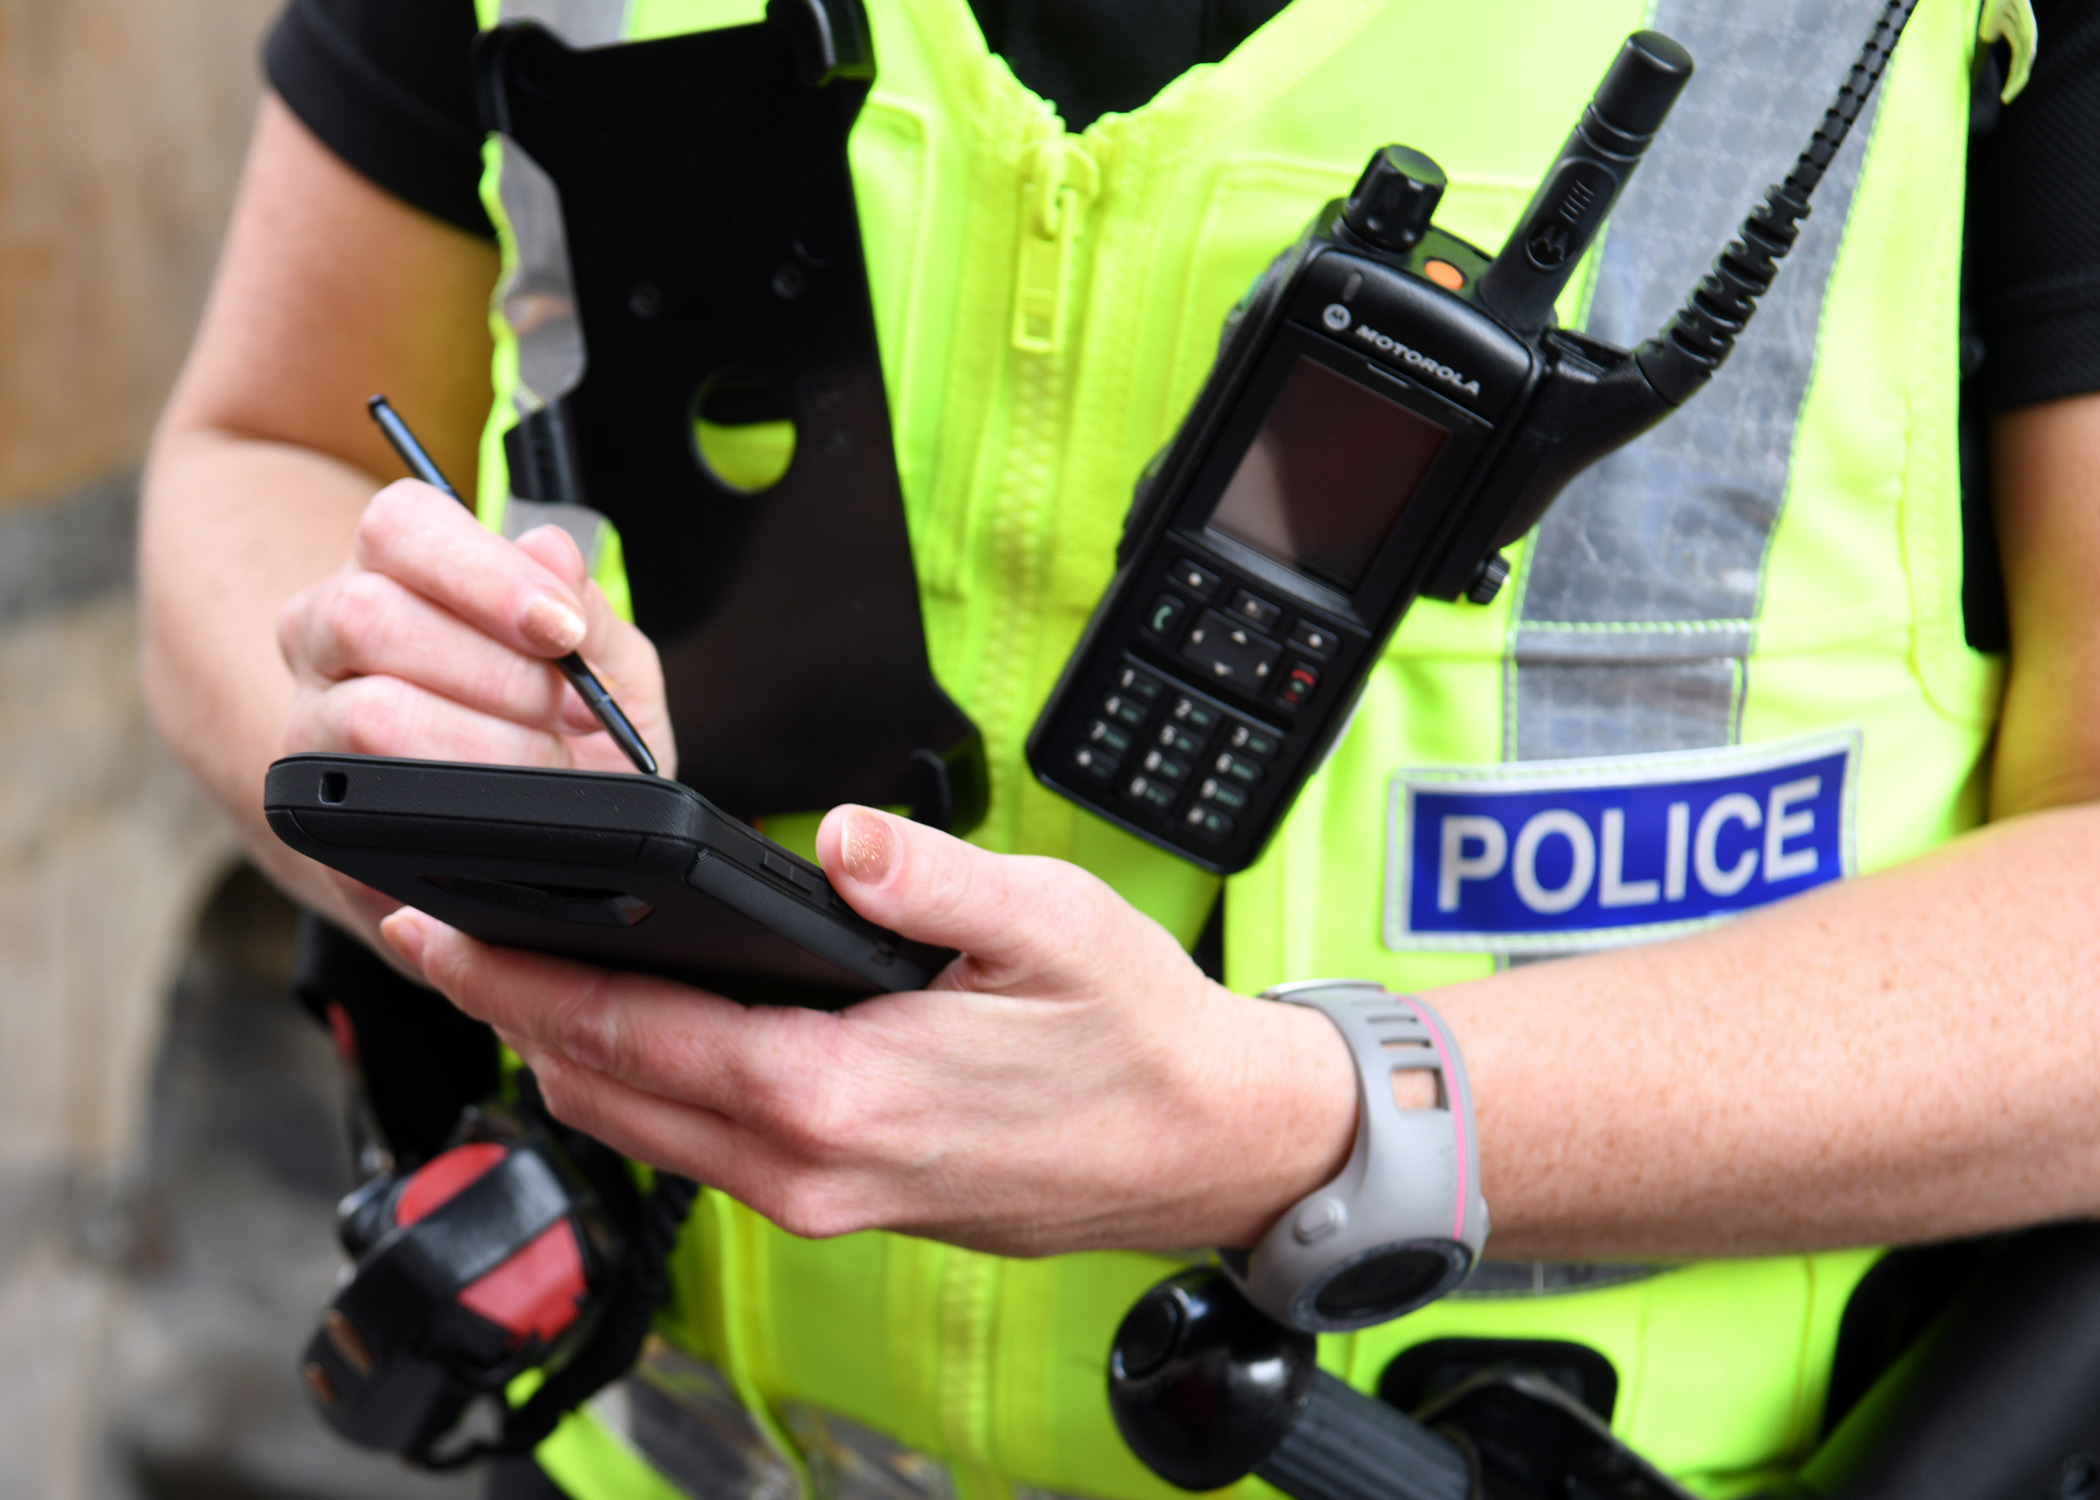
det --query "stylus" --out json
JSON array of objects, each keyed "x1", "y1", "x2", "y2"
[{"x1": 366, "y1": 394, "x2": 661, "y2": 778}]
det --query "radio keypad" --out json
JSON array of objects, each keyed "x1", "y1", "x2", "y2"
[
  {"x1": 1158, "y1": 724, "x2": 1204, "y2": 757},
  {"x1": 1182, "y1": 610, "x2": 1284, "y2": 690},
  {"x1": 1226, "y1": 589, "x2": 1283, "y2": 630},
  {"x1": 1141, "y1": 748, "x2": 1191, "y2": 783},
  {"x1": 1116, "y1": 665, "x2": 1163, "y2": 701},
  {"x1": 1287, "y1": 620, "x2": 1335, "y2": 657},
  {"x1": 1071, "y1": 660, "x2": 1289, "y2": 835},
  {"x1": 1277, "y1": 662, "x2": 1320, "y2": 708},
  {"x1": 1061, "y1": 533, "x2": 1359, "y2": 851},
  {"x1": 1086, "y1": 719, "x2": 1133, "y2": 755},
  {"x1": 1144, "y1": 594, "x2": 1188, "y2": 640},
  {"x1": 1127, "y1": 775, "x2": 1177, "y2": 810},
  {"x1": 1171, "y1": 558, "x2": 1224, "y2": 598},
  {"x1": 1071, "y1": 744, "x2": 1117, "y2": 781},
  {"x1": 1137, "y1": 555, "x2": 1343, "y2": 728},
  {"x1": 1170, "y1": 696, "x2": 1222, "y2": 732},
  {"x1": 1103, "y1": 692, "x2": 1149, "y2": 728}
]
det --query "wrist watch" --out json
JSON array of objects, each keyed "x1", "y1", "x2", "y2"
[{"x1": 1220, "y1": 980, "x2": 1489, "y2": 1333}]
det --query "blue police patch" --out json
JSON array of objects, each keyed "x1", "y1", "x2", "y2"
[{"x1": 1385, "y1": 731, "x2": 1859, "y2": 953}]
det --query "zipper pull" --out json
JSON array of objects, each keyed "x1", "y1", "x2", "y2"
[{"x1": 1011, "y1": 135, "x2": 1100, "y2": 355}]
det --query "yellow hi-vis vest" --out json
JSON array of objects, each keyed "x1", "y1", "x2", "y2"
[{"x1": 465, "y1": 0, "x2": 2023, "y2": 1493}]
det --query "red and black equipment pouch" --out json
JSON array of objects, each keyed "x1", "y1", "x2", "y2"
[
  {"x1": 301, "y1": 1102, "x2": 633, "y2": 1464},
  {"x1": 292, "y1": 916, "x2": 697, "y2": 1469}
]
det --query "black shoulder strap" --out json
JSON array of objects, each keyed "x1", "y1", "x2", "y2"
[{"x1": 293, "y1": 911, "x2": 501, "y2": 1164}]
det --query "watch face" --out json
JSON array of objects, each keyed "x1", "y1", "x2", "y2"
[{"x1": 1310, "y1": 1242, "x2": 1468, "y2": 1326}]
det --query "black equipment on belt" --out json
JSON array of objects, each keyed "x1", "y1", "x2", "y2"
[
  {"x1": 1109, "y1": 1226, "x2": 2100, "y2": 1500},
  {"x1": 1108, "y1": 1267, "x2": 1685, "y2": 1500},
  {"x1": 1029, "y1": 2, "x2": 1917, "y2": 875},
  {"x1": 292, "y1": 914, "x2": 697, "y2": 1469},
  {"x1": 298, "y1": 1089, "x2": 699, "y2": 1468}
]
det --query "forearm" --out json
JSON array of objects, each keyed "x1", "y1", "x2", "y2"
[
  {"x1": 139, "y1": 424, "x2": 379, "y2": 927},
  {"x1": 138, "y1": 95, "x2": 503, "y2": 941},
  {"x1": 368, "y1": 786, "x2": 2099, "y2": 1262},
  {"x1": 1431, "y1": 396, "x2": 2100, "y2": 1262},
  {"x1": 1433, "y1": 800, "x2": 2100, "y2": 1260}
]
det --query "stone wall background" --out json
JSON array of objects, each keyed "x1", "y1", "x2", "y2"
[
  {"x1": 0, "y1": 3, "x2": 468, "y2": 1494},
  {"x1": 0, "y1": 0, "x2": 274, "y2": 502}
]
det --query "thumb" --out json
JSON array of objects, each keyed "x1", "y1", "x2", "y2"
[{"x1": 815, "y1": 806, "x2": 1102, "y2": 981}]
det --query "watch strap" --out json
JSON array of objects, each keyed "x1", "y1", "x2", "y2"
[{"x1": 1223, "y1": 981, "x2": 1488, "y2": 1332}]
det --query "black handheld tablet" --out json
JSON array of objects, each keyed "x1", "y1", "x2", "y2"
[{"x1": 264, "y1": 754, "x2": 953, "y2": 1008}]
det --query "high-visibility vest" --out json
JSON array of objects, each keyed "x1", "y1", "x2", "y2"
[{"x1": 463, "y1": 0, "x2": 2018, "y2": 1493}]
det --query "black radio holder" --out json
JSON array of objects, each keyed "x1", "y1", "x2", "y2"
[{"x1": 475, "y1": 0, "x2": 985, "y2": 832}]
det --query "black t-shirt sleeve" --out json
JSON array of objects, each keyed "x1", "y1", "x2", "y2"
[
  {"x1": 263, "y1": 0, "x2": 491, "y2": 237},
  {"x1": 1970, "y1": 0, "x2": 2100, "y2": 412},
  {"x1": 260, "y1": 0, "x2": 1289, "y2": 224}
]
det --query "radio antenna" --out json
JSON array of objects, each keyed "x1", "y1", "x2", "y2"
[
  {"x1": 1467, "y1": 0, "x2": 1930, "y2": 561},
  {"x1": 1637, "y1": 0, "x2": 1922, "y2": 404},
  {"x1": 1476, "y1": 31, "x2": 1695, "y2": 335}
]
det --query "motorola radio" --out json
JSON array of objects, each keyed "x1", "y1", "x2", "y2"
[{"x1": 1028, "y1": 8, "x2": 1913, "y2": 875}]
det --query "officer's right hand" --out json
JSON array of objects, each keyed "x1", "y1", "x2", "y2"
[{"x1": 276, "y1": 479, "x2": 674, "y2": 924}]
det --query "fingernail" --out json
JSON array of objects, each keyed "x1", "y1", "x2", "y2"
[
  {"x1": 521, "y1": 591, "x2": 587, "y2": 654},
  {"x1": 840, "y1": 810, "x2": 896, "y2": 885},
  {"x1": 380, "y1": 910, "x2": 430, "y2": 970}
]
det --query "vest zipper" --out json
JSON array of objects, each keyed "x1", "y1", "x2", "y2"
[
  {"x1": 1010, "y1": 135, "x2": 1100, "y2": 355},
  {"x1": 928, "y1": 133, "x2": 1104, "y2": 1479},
  {"x1": 966, "y1": 122, "x2": 1103, "y2": 857}
]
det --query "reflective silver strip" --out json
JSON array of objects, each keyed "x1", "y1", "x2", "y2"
[
  {"x1": 783, "y1": 1401, "x2": 1105, "y2": 1500},
  {"x1": 492, "y1": 136, "x2": 588, "y2": 415},
  {"x1": 502, "y1": 497, "x2": 609, "y2": 567},
  {"x1": 781, "y1": 1404, "x2": 958, "y2": 1500},
  {"x1": 496, "y1": 0, "x2": 633, "y2": 47},
  {"x1": 1456, "y1": 1259, "x2": 1669, "y2": 1299},
  {"x1": 1508, "y1": 0, "x2": 1891, "y2": 763},
  {"x1": 589, "y1": 1339, "x2": 803, "y2": 1500},
  {"x1": 1505, "y1": 650, "x2": 1745, "y2": 760},
  {"x1": 1484, "y1": 4, "x2": 1889, "y2": 1292},
  {"x1": 588, "y1": 1343, "x2": 1107, "y2": 1500}
]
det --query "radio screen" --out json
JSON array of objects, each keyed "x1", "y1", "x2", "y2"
[{"x1": 1204, "y1": 356, "x2": 1449, "y2": 590}]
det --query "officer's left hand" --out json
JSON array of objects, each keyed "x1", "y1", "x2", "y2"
[{"x1": 379, "y1": 808, "x2": 1356, "y2": 1255}]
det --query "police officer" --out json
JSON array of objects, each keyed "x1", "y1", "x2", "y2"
[{"x1": 140, "y1": 0, "x2": 2100, "y2": 1494}]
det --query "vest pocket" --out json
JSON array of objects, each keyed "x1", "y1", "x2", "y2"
[{"x1": 1163, "y1": 158, "x2": 1356, "y2": 429}]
